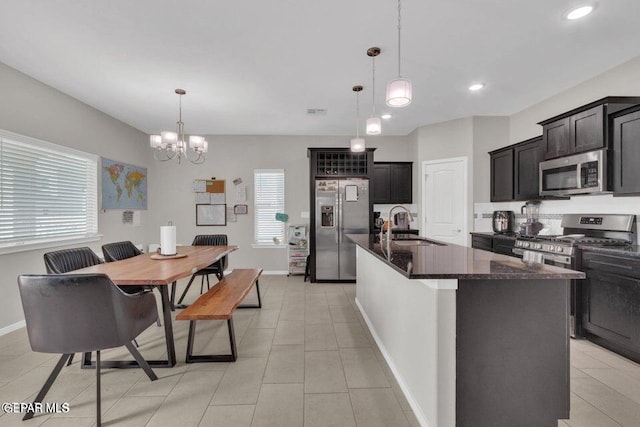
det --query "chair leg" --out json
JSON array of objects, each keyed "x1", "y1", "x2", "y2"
[
  {"x1": 96, "y1": 350, "x2": 101, "y2": 427},
  {"x1": 177, "y1": 275, "x2": 197, "y2": 305},
  {"x1": 23, "y1": 354, "x2": 72, "y2": 421},
  {"x1": 133, "y1": 338, "x2": 138, "y2": 348},
  {"x1": 125, "y1": 342, "x2": 158, "y2": 381},
  {"x1": 200, "y1": 275, "x2": 205, "y2": 295},
  {"x1": 170, "y1": 281, "x2": 177, "y2": 311},
  {"x1": 66, "y1": 353, "x2": 75, "y2": 366},
  {"x1": 206, "y1": 274, "x2": 210, "y2": 290}
]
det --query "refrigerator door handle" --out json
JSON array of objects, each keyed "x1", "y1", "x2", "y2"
[
  {"x1": 337, "y1": 192, "x2": 342, "y2": 243},
  {"x1": 336, "y1": 193, "x2": 340, "y2": 244}
]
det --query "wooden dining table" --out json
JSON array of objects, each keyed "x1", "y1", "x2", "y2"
[{"x1": 75, "y1": 245, "x2": 238, "y2": 368}]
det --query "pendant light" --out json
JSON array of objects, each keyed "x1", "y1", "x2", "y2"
[
  {"x1": 386, "y1": 0, "x2": 412, "y2": 108},
  {"x1": 350, "y1": 85, "x2": 365, "y2": 152},
  {"x1": 366, "y1": 47, "x2": 382, "y2": 135}
]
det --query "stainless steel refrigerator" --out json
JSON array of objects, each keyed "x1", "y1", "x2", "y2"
[{"x1": 314, "y1": 178, "x2": 369, "y2": 281}]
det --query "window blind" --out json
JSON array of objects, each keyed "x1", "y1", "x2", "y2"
[
  {"x1": 254, "y1": 169, "x2": 285, "y2": 244},
  {"x1": 0, "y1": 130, "x2": 98, "y2": 248}
]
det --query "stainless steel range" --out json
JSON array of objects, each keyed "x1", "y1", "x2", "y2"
[{"x1": 513, "y1": 214, "x2": 636, "y2": 337}]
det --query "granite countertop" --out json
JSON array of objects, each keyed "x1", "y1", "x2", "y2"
[
  {"x1": 348, "y1": 234, "x2": 585, "y2": 280},
  {"x1": 578, "y1": 245, "x2": 640, "y2": 258}
]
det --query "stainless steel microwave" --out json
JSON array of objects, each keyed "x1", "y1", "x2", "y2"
[{"x1": 539, "y1": 149, "x2": 607, "y2": 196}]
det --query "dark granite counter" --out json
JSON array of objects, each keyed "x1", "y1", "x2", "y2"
[
  {"x1": 349, "y1": 234, "x2": 584, "y2": 280},
  {"x1": 578, "y1": 245, "x2": 640, "y2": 258},
  {"x1": 470, "y1": 231, "x2": 517, "y2": 240}
]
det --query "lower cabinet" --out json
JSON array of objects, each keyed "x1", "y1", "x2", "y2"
[
  {"x1": 471, "y1": 234, "x2": 519, "y2": 258},
  {"x1": 581, "y1": 251, "x2": 640, "y2": 362},
  {"x1": 471, "y1": 235, "x2": 493, "y2": 251}
]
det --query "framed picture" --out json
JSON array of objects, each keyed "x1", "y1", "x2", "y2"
[
  {"x1": 196, "y1": 204, "x2": 226, "y2": 226},
  {"x1": 234, "y1": 204, "x2": 248, "y2": 214}
]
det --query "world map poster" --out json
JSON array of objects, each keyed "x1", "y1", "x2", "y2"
[{"x1": 101, "y1": 158, "x2": 148, "y2": 210}]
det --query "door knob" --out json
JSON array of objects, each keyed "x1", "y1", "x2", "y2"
[{"x1": 455, "y1": 229, "x2": 461, "y2": 232}]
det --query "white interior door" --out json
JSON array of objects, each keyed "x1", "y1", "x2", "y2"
[{"x1": 423, "y1": 158, "x2": 468, "y2": 246}]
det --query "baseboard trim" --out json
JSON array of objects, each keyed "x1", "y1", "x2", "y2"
[
  {"x1": 355, "y1": 297, "x2": 429, "y2": 427},
  {"x1": 261, "y1": 270, "x2": 289, "y2": 275},
  {"x1": 0, "y1": 320, "x2": 26, "y2": 336}
]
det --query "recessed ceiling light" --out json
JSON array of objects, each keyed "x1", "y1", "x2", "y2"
[
  {"x1": 566, "y1": 5, "x2": 594, "y2": 20},
  {"x1": 469, "y1": 83, "x2": 485, "y2": 92},
  {"x1": 381, "y1": 114, "x2": 392, "y2": 120}
]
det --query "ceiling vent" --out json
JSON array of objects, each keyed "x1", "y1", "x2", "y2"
[{"x1": 307, "y1": 108, "x2": 327, "y2": 115}]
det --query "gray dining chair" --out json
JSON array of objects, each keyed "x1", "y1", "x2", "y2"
[
  {"x1": 18, "y1": 273, "x2": 158, "y2": 426},
  {"x1": 177, "y1": 234, "x2": 229, "y2": 305}
]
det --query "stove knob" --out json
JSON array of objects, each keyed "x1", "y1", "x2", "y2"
[
  {"x1": 523, "y1": 242, "x2": 530, "y2": 248},
  {"x1": 534, "y1": 243, "x2": 542, "y2": 249},
  {"x1": 556, "y1": 246, "x2": 563, "y2": 253}
]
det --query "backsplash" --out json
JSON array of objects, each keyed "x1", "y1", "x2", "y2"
[{"x1": 474, "y1": 194, "x2": 640, "y2": 243}]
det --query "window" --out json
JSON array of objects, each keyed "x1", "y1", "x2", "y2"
[
  {"x1": 254, "y1": 169, "x2": 285, "y2": 245},
  {"x1": 0, "y1": 129, "x2": 98, "y2": 252}
]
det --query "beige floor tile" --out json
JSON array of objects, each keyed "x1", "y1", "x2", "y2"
[
  {"x1": 0, "y1": 412, "x2": 53, "y2": 426},
  {"x1": 305, "y1": 293, "x2": 328, "y2": 307},
  {"x1": 146, "y1": 370, "x2": 223, "y2": 427},
  {"x1": 564, "y1": 393, "x2": 622, "y2": 427},
  {"x1": 572, "y1": 348, "x2": 611, "y2": 370},
  {"x1": 572, "y1": 377, "x2": 640, "y2": 426},
  {"x1": 264, "y1": 344, "x2": 304, "y2": 384},
  {"x1": 304, "y1": 393, "x2": 356, "y2": 427},
  {"x1": 126, "y1": 364, "x2": 188, "y2": 397},
  {"x1": 279, "y1": 304, "x2": 305, "y2": 322},
  {"x1": 101, "y1": 395, "x2": 165, "y2": 427},
  {"x1": 329, "y1": 305, "x2": 359, "y2": 323},
  {"x1": 326, "y1": 291, "x2": 351, "y2": 307},
  {"x1": 304, "y1": 351, "x2": 347, "y2": 393},
  {"x1": 273, "y1": 320, "x2": 305, "y2": 345},
  {"x1": 340, "y1": 348, "x2": 389, "y2": 389},
  {"x1": 404, "y1": 409, "x2": 422, "y2": 427},
  {"x1": 211, "y1": 357, "x2": 268, "y2": 405},
  {"x1": 304, "y1": 324, "x2": 337, "y2": 351},
  {"x1": 198, "y1": 405, "x2": 255, "y2": 427},
  {"x1": 41, "y1": 418, "x2": 94, "y2": 426},
  {"x1": 333, "y1": 322, "x2": 371, "y2": 348},
  {"x1": 237, "y1": 328, "x2": 275, "y2": 358},
  {"x1": 349, "y1": 388, "x2": 409, "y2": 427},
  {"x1": 251, "y1": 383, "x2": 303, "y2": 427},
  {"x1": 248, "y1": 309, "x2": 280, "y2": 329},
  {"x1": 582, "y1": 368, "x2": 640, "y2": 405},
  {"x1": 304, "y1": 305, "x2": 332, "y2": 324}
]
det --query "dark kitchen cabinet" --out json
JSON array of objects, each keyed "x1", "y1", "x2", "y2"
[
  {"x1": 542, "y1": 117, "x2": 570, "y2": 160},
  {"x1": 471, "y1": 235, "x2": 493, "y2": 251},
  {"x1": 492, "y1": 236, "x2": 516, "y2": 256},
  {"x1": 613, "y1": 106, "x2": 640, "y2": 195},
  {"x1": 539, "y1": 97, "x2": 640, "y2": 160},
  {"x1": 513, "y1": 136, "x2": 544, "y2": 200},
  {"x1": 372, "y1": 162, "x2": 412, "y2": 204},
  {"x1": 581, "y1": 250, "x2": 640, "y2": 363},
  {"x1": 489, "y1": 148, "x2": 513, "y2": 202}
]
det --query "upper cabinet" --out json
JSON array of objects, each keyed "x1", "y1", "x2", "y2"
[
  {"x1": 539, "y1": 97, "x2": 640, "y2": 160},
  {"x1": 372, "y1": 162, "x2": 412, "y2": 204},
  {"x1": 489, "y1": 136, "x2": 543, "y2": 202},
  {"x1": 612, "y1": 106, "x2": 640, "y2": 195},
  {"x1": 490, "y1": 147, "x2": 514, "y2": 202},
  {"x1": 513, "y1": 136, "x2": 544, "y2": 201}
]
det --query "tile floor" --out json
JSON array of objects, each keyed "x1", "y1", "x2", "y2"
[{"x1": 0, "y1": 274, "x2": 638, "y2": 426}]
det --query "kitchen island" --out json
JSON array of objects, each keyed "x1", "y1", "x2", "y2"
[{"x1": 348, "y1": 234, "x2": 584, "y2": 427}]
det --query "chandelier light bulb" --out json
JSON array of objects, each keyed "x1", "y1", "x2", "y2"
[
  {"x1": 149, "y1": 134, "x2": 162, "y2": 148},
  {"x1": 566, "y1": 5, "x2": 593, "y2": 20}
]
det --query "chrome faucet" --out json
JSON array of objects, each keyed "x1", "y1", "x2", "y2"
[{"x1": 380, "y1": 205, "x2": 414, "y2": 255}]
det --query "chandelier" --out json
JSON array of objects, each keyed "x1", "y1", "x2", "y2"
[
  {"x1": 149, "y1": 89, "x2": 208, "y2": 164},
  {"x1": 366, "y1": 47, "x2": 382, "y2": 135}
]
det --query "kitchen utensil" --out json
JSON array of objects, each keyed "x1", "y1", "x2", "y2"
[{"x1": 492, "y1": 211, "x2": 515, "y2": 234}]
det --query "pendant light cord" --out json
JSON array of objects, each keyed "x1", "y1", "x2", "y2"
[
  {"x1": 355, "y1": 91, "x2": 360, "y2": 138},
  {"x1": 372, "y1": 56, "x2": 376, "y2": 117},
  {"x1": 397, "y1": 0, "x2": 402, "y2": 77}
]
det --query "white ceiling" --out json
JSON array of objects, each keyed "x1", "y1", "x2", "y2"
[{"x1": 1, "y1": 1, "x2": 640, "y2": 136}]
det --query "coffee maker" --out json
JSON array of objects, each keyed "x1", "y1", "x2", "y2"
[{"x1": 519, "y1": 201, "x2": 543, "y2": 236}]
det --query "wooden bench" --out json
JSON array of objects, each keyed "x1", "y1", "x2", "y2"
[{"x1": 176, "y1": 268, "x2": 263, "y2": 363}]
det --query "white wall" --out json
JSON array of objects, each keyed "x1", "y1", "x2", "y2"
[
  {"x1": 0, "y1": 62, "x2": 149, "y2": 330},
  {"x1": 146, "y1": 135, "x2": 414, "y2": 272}
]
